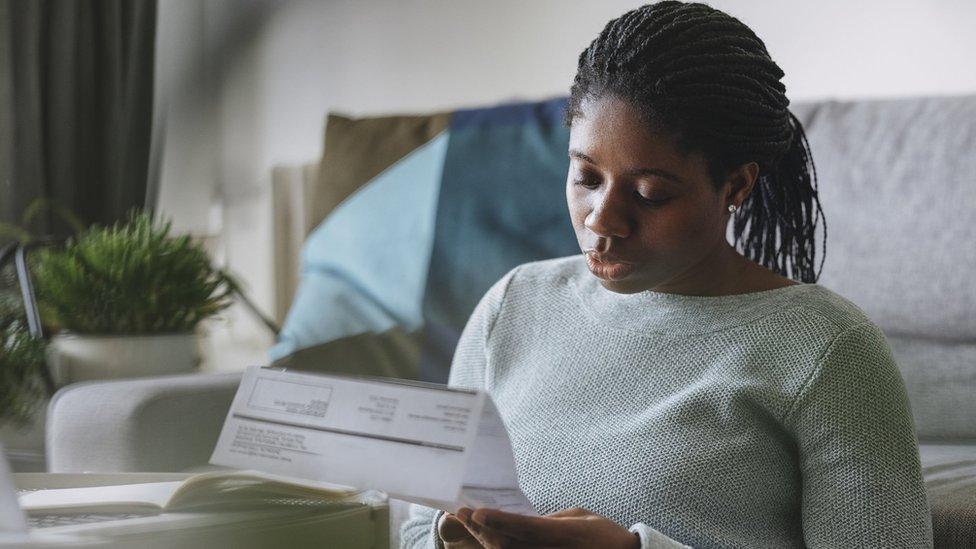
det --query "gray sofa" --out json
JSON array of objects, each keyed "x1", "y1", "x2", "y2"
[{"x1": 46, "y1": 94, "x2": 976, "y2": 547}]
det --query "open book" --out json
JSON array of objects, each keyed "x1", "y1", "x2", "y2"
[{"x1": 18, "y1": 469, "x2": 384, "y2": 515}]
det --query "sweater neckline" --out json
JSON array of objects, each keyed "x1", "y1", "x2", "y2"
[{"x1": 567, "y1": 257, "x2": 819, "y2": 336}]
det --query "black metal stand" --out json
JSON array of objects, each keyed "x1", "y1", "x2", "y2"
[{"x1": 0, "y1": 240, "x2": 60, "y2": 394}]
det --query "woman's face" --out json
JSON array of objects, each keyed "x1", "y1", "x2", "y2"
[{"x1": 566, "y1": 94, "x2": 752, "y2": 294}]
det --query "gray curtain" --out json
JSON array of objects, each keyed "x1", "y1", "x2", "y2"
[{"x1": 0, "y1": 0, "x2": 157, "y2": 238}]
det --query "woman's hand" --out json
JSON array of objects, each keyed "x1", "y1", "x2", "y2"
[
  {"x1": 453, "y1": 506, "x2": 641, "y2": 549},
  {"x1": 439, "y1": 511, "x2": 485, "y2": 548}
]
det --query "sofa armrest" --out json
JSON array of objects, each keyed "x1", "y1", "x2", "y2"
[{"x1": 46, "y1": 372, "x2": 242, "y2": 473}]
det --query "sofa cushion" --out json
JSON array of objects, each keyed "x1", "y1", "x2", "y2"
[
  {"x1": 311, "y1": 111, "x2": 450, "y2": 227},
  {"x1": 920, "y1": 443, "x2": 976, "y2": 548},
  {"x1": 270, "y1": 130, "x2": 450, "y2": 378},
  {"x1": 274, "y1": 97, "x2": 582, "y2": 383},
  {"x1": 888, "y1": 336, "x2": 976, "y2": 440},
  {"x1": 790, "y1": 95, "x2": 976, "y2": 342},
  {"x1": 420, "y1": 97, "x2": 579, "y2": 381}
]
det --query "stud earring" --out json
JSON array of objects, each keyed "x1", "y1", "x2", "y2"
[{"x1": 728, "y1": 204, "x2": 737, "y2": 213}]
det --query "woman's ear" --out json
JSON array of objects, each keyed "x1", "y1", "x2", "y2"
[{"x1": 725, "y1": 161, "x2": 760, "y2": 207}]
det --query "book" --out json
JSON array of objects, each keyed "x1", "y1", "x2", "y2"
[{"x1": 18, "y1": 469, "x2": 384, "y2": 515}]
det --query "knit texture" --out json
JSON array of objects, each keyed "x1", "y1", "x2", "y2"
[{"x1": 399, "y1": 255, "x2": 933, "y2": 548}]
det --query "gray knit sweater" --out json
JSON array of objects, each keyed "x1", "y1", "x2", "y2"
[{"x1": 399, "y1": 255, "x2": 933, "y2": 548}]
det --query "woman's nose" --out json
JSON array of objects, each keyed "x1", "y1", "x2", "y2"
[{"x1": 584, "y1": 187, "x2": 631, "y2": 240}]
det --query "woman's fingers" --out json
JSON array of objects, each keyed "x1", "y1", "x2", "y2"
[
  {"x1": 544, "y1": 506, "x2": 589, "y2": 518},
  {"x1": 469, "y1": 508, "x2": 569, "y2": 544},
  {"x1": 439, "y1": 512, "x2": 479, "y2": 545},
  {"x1": 457, "y1": 507, "x2": 534, "y2": 549}
]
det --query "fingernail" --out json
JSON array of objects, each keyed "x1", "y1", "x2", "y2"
[{"x1": 471, "y1": 510, "x2": 487, "y2": 526}]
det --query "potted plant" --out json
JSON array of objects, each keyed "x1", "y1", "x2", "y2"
[
  {"x1": 32, "y1": 211, "x2": 236, "y2": 384},
  {"x1": 0, "y1": 299, "x2": 47, "y2": 427}
]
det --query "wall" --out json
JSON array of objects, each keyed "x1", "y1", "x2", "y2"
[{"x1": 153, "y1": 0, "x2": 976, "y2": 370}]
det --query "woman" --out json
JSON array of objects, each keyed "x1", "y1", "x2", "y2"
[{"x1": 400, "y1": 2, "x2": 932, "y2": 547}]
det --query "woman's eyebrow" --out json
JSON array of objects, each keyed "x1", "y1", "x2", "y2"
[{"x1": 568, "y1": 149, "x2": 684, "y2": 184}]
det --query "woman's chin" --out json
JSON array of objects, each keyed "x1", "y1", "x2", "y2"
[
  {"x1": 596, "y1": 276, "x2": 648, "y2": 294},
  {"x1": 583, "y1": 254, "x2": 658, "y2": 293}
]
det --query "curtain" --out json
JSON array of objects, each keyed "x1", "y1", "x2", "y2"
[{"x1": 0, "y1": 0, "x2": 157, "y2": 239}]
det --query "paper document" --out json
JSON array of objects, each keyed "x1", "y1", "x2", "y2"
[{"x1": 210, "y1": 366, "x2": 537, "y2": 516}]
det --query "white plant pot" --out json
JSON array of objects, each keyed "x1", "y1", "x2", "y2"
[{"x1": 47, "y1": 333, "x2": 201, "y2": 385}]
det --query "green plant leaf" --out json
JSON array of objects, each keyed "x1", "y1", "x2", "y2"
[
  {"x1": 31, "y1": 210, "x2": 236, "y2": 335},
  {"x1": 0, "y1": 222, "x2": 32, "y2": 243},
  {"x1": 0, "y1": 316, "x2": 47, "y2": 426}
]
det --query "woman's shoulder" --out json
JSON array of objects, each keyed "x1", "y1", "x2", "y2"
[
  {"x1": 786, "y1": 282, "x2": 881, "y2": 337},
  {"x1": 782, "y1": 285, "x2": 900, "y2": 404},
  {"x1": 783, "y1": 289, "x2": 907, "y2": 431}
]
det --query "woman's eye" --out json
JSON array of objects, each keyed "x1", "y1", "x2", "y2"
[
  {"x1": 573, "y1": 178, "x2": 600, "y2": 189},
  {"x1": 635, "y1": 191, "x2": 670, "y2": 206}
]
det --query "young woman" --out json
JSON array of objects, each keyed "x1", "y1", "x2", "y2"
[{"x1": 401, "y1": 2, "x2": 932, "y2": 547}]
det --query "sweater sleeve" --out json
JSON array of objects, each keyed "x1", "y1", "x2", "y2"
[
  {"x1": 398, "y1": 267, "x2": 519, "y2": 548},
  {"x1": 785, "y1": 320, "x2": 933, "y2": 548},
  {"x1": 628, "y1": 523, "x2": 693, "y2": 548}
]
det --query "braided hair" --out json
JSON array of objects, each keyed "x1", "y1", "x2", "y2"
[{"x1": 565, "y1": 0, "x2": 826, "y2": 283}]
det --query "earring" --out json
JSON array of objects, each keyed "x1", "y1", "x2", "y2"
[{"x1": 728, "y1": 204, "x2": 737, "y2": 213}]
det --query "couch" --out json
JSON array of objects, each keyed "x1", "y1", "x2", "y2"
[{"x1": 46, "y1": 94, "x2": 976, "y2": 548}]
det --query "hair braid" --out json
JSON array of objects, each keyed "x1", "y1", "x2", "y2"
[{"x1": 566, "y1": 0, "x2": 826, "y2": 282}]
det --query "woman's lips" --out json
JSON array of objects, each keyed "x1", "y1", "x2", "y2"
[{"x1": 585, "y1": 253, "x2": 637, "y2": 281}]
